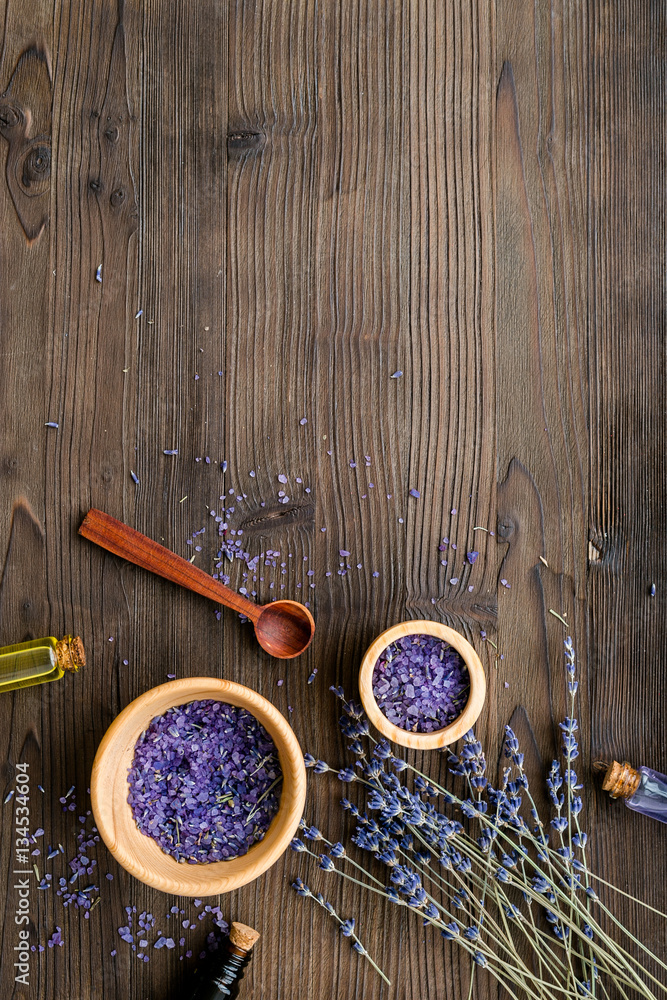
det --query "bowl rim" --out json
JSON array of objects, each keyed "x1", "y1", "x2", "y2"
[
  {"x1": 358, "y1": 620, "x2": 487, "y2": 749},
  {"x1": 91, "y1": 677, "x2": 306, "y2": 896}
]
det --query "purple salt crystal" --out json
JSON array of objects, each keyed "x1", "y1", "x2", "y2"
[
  {"x1": 128, "y1": 701, "x2": 282, "y2": 864},
  {"x1": 467, "y1": 551, "x2": 479, "y2": 564},
  {"x1": 409, "y1": 489, "x2": 420, "y2": 499},
  {"x1": 372, "y1": 634, "x2": 470, "y2": 734}
]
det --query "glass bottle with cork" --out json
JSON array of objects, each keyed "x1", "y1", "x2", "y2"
[
  {"x1": 599, "y1": 759, "x2": 667, "y2": 824},
  {"x1": 0, "y1": 635, "x2": 85, "y2": 693},
  {"x1": 183, "y1": 922, "x2": 259, "y2": 999}
]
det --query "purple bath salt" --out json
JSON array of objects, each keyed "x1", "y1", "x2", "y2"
[
  {"x1": 372, "y1": 634, "x2": 470, "y2": 733},
  {"x1": 127, "y1": 700, "x2": 282, "y2": 864}
]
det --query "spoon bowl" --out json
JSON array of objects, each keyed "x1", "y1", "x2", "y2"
[{"x1": 254, "y1": 600, "x2": 315, "y2": 658}]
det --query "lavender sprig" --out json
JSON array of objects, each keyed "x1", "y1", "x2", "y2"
[
  {"x1": 291, "y1": 879, "x2": 390, "y2": 985},
  {"x1": 304, "y1": 647, "x2": 667, "y2": 1000}
]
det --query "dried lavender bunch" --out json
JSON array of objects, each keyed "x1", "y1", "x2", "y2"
[{"x1": 293, "y1": 638, "x2": 667, "y2": 999}]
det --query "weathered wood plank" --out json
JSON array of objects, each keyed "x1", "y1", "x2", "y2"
[{"x1": 0, "y1": 1, "x2": 664, "y2": 998}]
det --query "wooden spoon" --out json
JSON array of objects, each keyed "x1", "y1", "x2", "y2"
[{"x1": 79, "y1": 508, "x2": 315, "y2": 659}]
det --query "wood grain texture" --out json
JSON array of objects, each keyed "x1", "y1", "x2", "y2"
[{"x1": 0, "y1": 0, "x2": 664, "y2": 998}]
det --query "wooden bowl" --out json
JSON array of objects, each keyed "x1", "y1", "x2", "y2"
[
  {"x1": 91, "y1": 678, "x2": 306, "y2": 896},
  {"x1": 358, "y1": 620, "x2": 486, "y2": 750}
]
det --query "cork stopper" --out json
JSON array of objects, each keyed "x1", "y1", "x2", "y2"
[
  {"x1": 601, "y1": 760, "x2": 641, "y2": 799},
  {"x1": 229, "y1": 921, "x2": 260, "y2": 953},
  {"x1": 55, "y1": 636, "x2": 86, "y2": 674}
]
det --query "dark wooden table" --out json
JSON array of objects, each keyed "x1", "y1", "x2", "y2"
[{"x1": 1, "y1": 1, "x2": 665, "y2": 998}]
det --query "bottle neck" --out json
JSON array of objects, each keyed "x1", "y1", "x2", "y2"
[
  {"x1": 187, "y1": 944, "x2": 252, "y2": 1000},
  {"x1": 602, "y1": 760, "x2": 641, "y2": 799},
  {"x1": 210, "y1": 947, "x2": 251, "y2": 994}
]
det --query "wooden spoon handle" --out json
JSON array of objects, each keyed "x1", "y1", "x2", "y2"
[{"x1": 79, "y1": 509, "x2": 260, "y2": 621}]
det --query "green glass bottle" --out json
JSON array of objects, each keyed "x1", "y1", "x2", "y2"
[{"x1": 0, "y1": 635, "x2": 85, "y2": 693}]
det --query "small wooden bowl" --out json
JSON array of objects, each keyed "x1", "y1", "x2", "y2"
[
  {"x1": 358, "y1": 620, "x2": 486, "y2": 750},
  {"x1": 91, "y1": 678, "x2": 306, "y2": 896}
]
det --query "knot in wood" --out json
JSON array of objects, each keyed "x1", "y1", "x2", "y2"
[
  {"x1": 20, "y1": 141, "x2": 51, "y2": 196},
  {"x1": 0, "y1": 101, "x2": 22, "y2": 130},
  {"x1": 110, "y1": 187, "x2": 126, "y2": 208},
  {"x1": 496, "y1": 518, "x2": 515, "y2": 540},
  {"x1": 104, "y1": 124, "x2": 119, "y2": 143},
  {"x1": 227, "y1": 130, "x2": 264, "y2": 153}
]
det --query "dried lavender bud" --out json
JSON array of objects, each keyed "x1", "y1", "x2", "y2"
[
  {"x1": 127, "y1": 700, "x2": 282, "y2": 864},
  {"x1": 372, "y1": 634, "x2": 470, "y2": 733}
]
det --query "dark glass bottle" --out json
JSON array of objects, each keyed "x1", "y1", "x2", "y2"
[
  {"x1": 184, "y1": 922, "x2": 259, "y2": 1000},
  {"x1": 601, "y1": 759, "x2": 667, "y2": 825}
]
